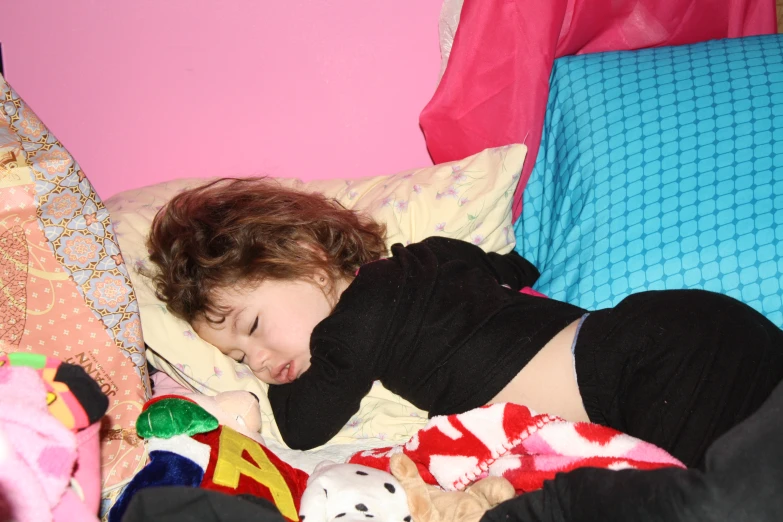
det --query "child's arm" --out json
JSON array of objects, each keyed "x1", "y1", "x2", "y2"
[
  {"x1": 420, "y1": 236, "x2": 540, "y2": 291},
  {"x1": 267, "y1": 341, "x2": 373, "y2": 451}
]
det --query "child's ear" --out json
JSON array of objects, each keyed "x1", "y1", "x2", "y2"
[{"x1": 312, "y1": 269, "x2": 329, "y2": 288}]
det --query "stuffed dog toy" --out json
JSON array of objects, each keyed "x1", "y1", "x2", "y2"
[{"x1": 300, "y1": 461, "x2": 411, "y2": 522}]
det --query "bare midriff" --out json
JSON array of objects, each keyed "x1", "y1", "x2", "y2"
[{"x1": 487, "y1": 318, "x2": 590, "y2": 422}]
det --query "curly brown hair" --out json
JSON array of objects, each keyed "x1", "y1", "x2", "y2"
[{"x1": 145, "y1": 177, "x2": 387, "y2": 324}]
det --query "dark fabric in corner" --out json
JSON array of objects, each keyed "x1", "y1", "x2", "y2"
[{"x1": 122, "y1": 486, "x2": 285, "y2": 522}]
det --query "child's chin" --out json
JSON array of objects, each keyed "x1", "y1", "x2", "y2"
[{"x1": 254, "y1": 374, "x2": 276, "y2": 385}]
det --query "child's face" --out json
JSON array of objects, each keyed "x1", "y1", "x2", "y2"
[{"x1": 193, "y1": 275, "x2": 337, "y2": 385}]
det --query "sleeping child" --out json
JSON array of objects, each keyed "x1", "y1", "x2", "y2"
[{"x1": 144, "y1": 177, "x2": 783, "y2": 468}]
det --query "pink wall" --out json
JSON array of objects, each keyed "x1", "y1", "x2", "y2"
[{"x1": 1, "y1": 1, "x2": 442, "y2": 199}]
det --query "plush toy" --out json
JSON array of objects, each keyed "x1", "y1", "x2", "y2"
[
  {"x1": 109, "y1": 394, "x2": 308, "y2": 522},
  {"x1": 300, "y1": 461, "x2": 411, "y2": 522},
  {"x1": 0, "y1": 355, "x2": 108, "y2": 522},
  {"x1": 188, "y1": 390, "x2": 265, "y2": 444},
  {"x1": 150, "y1": 372, "x2": 265, "y2": 443},
  {"x1": 389, "y1": 454, "x2": 514, "y2": 522}
]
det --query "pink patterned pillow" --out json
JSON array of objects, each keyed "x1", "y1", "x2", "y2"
[{"x1": 0, "y1": 73, "x2": 149, "y2": 503}]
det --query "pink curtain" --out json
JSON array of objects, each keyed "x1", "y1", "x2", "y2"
[{"x1": 419, "y1": 0, "x2": 777, "y2": 219}]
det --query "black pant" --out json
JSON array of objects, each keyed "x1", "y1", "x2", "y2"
[
  {"x1": 121, "y1": 486, "x2": 285, "y2": 522},
  {"x1": 482, "y1": 375, "x2": 783, "y2": 522},
  {"x1": 574, "y1": 289, "x2": 783, "y2": 468}
]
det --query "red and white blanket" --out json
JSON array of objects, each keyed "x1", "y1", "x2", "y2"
[{"x1": 349, "y1": 403, "x2": 684, "y2": 493}]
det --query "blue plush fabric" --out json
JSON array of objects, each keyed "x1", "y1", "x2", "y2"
[
  {"x1": 515, "y1": 34, "x2": 783, "y2": 327},
  {"x1": 108, "y1": 450, "x2": 204, "y2": 522}
]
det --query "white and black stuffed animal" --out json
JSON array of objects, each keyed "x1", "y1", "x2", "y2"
[{"x1": 299, "y1": 461, "x2": 411, "y2": 522}]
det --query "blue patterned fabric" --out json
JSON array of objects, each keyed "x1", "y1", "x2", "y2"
[{"x1": 515, "y1": 34, "x2": 783, "y2": 327}]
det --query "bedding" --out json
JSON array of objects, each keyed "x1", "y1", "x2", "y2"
[
  {"x1": 349, "y1": 403, "x2": 684, "y2": 494},
  {"x1": 517, "y1": 34, "x2": 783, "y2": 327},
  {"x1": 0, "y1": 73, "x2": 149, "y2": 508},
  {"x1": 421, "y1": 0, "x2": 778, "y2": 219},
  {"x1": 104, "y1": 144, "x2": 526, "y2": 450}
]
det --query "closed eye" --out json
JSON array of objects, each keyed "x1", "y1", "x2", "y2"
[{"x1": 249, "y1": 316, "x2": 259, "y2": 336}]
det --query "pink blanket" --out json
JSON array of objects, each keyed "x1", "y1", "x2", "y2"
[
  {"x1": 419, "y1": 0, "x2": 777, "y2": 219},
  {"x1": 349, "y1": 403, "x2": 684, "y2": 493}
]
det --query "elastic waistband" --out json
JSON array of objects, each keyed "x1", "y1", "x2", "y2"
[
  {"x1": 572, "y1": 311, "x2": 610, "y2": 426},
  {"x1": 570, "y1": 312, "x2": 590, "y2": 356}
]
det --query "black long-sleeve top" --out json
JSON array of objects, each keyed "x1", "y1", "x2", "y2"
[{"x1": 268, "y1": 237, "x2": 586, "y2": 450}]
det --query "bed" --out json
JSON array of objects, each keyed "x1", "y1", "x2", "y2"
[
  {"x1": 108, "y1": 32, "x2": 783, "y2": 522},
  {"x1": 0, "y1": 0, "x2": 781, "y2": 520}
]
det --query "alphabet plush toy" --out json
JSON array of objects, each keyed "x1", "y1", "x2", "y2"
[
  {"x1": 300, "y1": 461, "x2": 411, "y2": 522},
  {"x1": 389, "y1": 454, "x2": 515, "y2": 522},
  {"x1": 109, "y1": 393, "x2": 308, "y2": 522}
]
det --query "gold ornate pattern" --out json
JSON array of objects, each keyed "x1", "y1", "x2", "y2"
[{"x1": 0, "y1": 225, "x2": 28, "y2": 346}]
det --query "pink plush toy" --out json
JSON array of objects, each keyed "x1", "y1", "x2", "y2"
[
  {"x1": 151, "y1": 372, "x2": 264, "y2": 444},
  {"x1": 0, "y1": 365, "x2": 100, "y2": 522}
]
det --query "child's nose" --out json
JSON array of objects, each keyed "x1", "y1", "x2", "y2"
[{"x1": 245, "y1": 348, "x2": 269, "y2": 374}]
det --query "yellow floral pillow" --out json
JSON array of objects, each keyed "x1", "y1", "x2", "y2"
[{"x1": 104, "y1": 144, "x2": 526, "y2": 448}]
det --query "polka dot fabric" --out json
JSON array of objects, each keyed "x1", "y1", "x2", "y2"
[{"x1": 515, "y1": 35, "x2": 783, "y2": 327}]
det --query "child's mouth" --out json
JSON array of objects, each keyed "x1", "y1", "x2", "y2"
[{"x1": 276, "y1": 361, "x2": 295, "y2": 383}]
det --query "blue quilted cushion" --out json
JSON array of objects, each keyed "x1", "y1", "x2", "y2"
[{"x1": 515, "y1": 34, "x2": 783, "y2": 327}]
